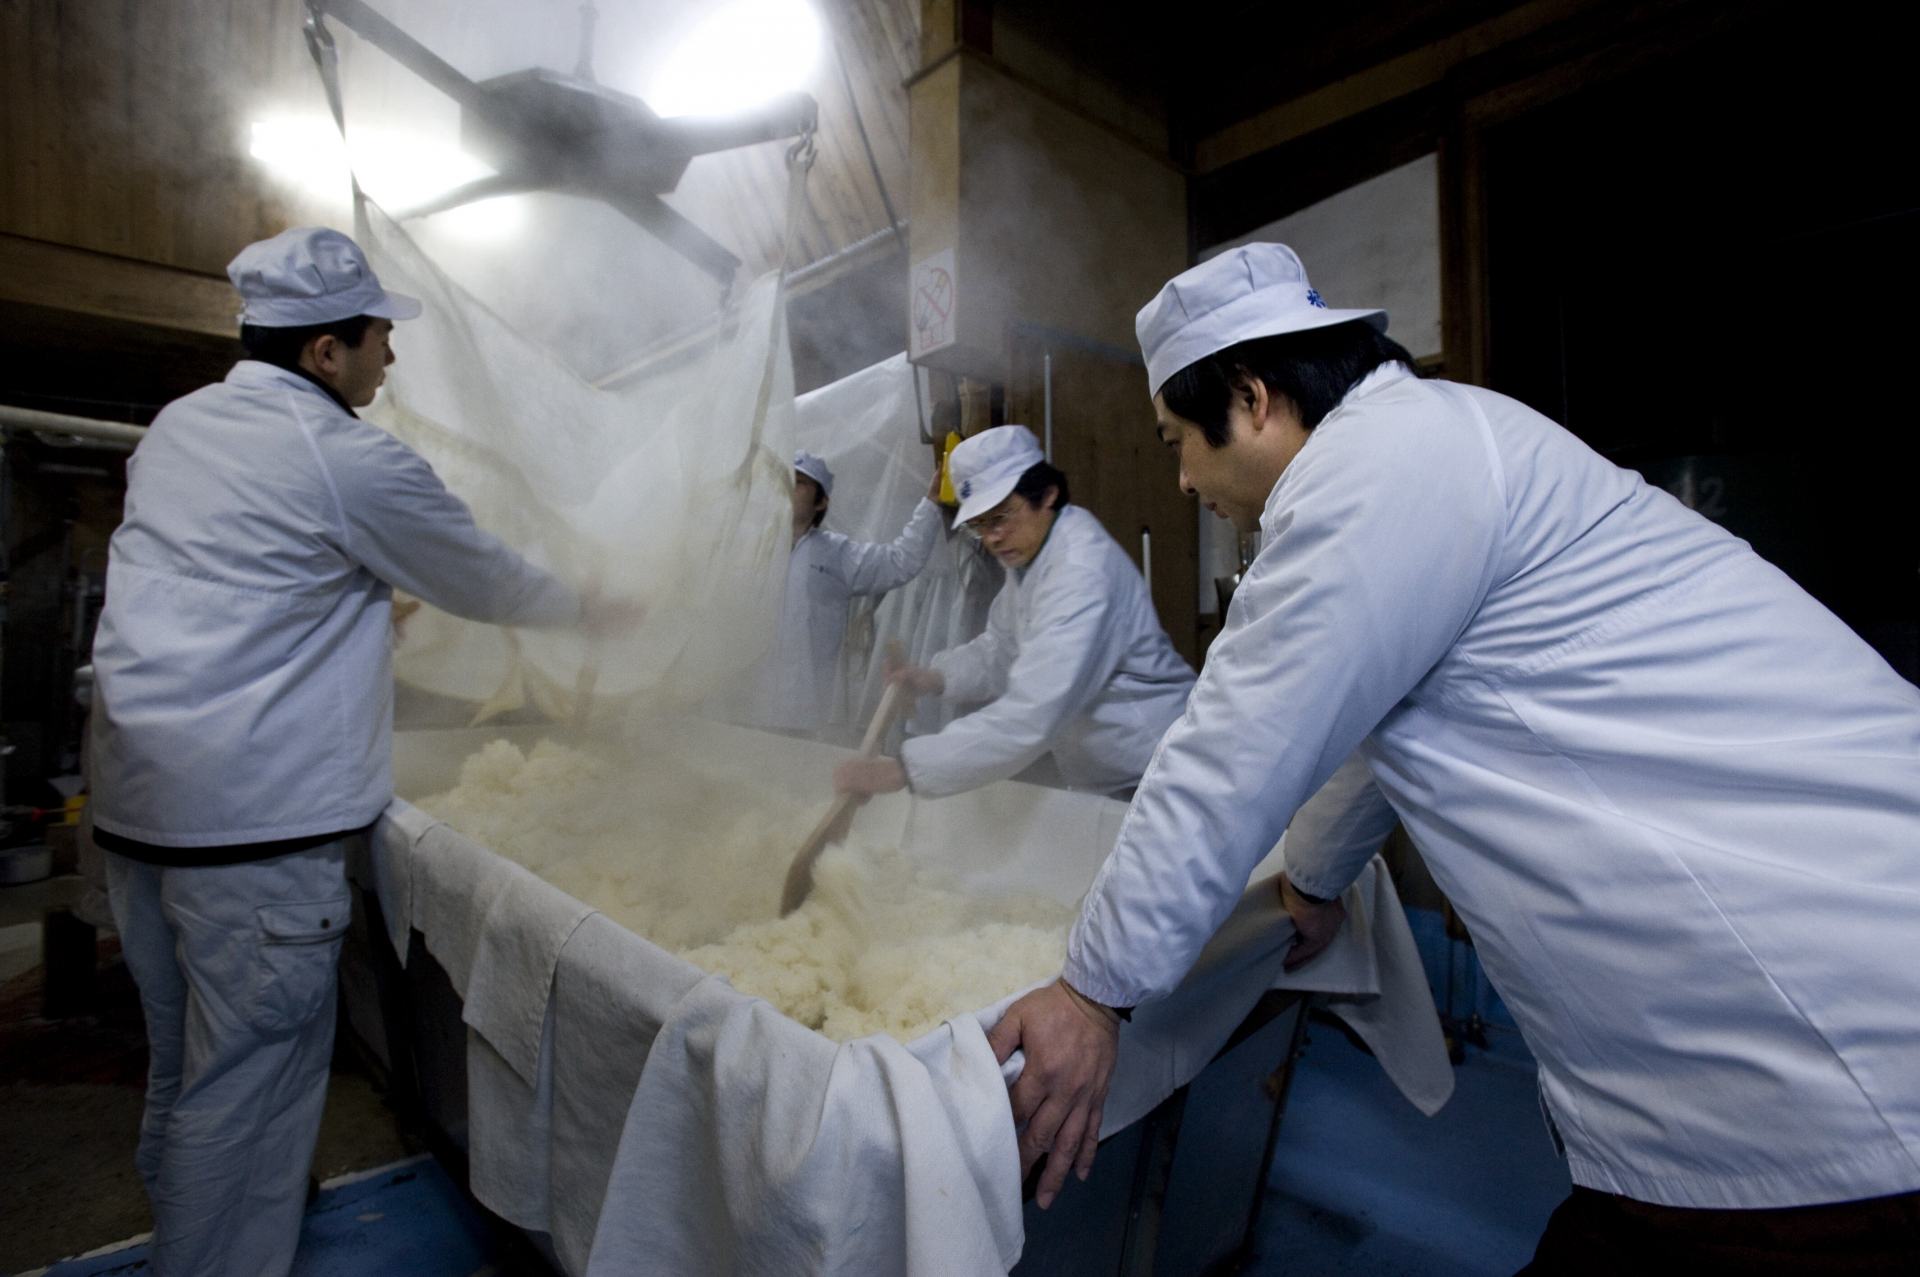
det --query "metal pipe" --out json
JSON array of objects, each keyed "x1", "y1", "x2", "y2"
[
  {"x1": 787, "y1": 222, "x2": 907, "y2": 289},
  {"x1": 1140, "y1": 525, "x2": 1152, "y2": 596},
  {"x1": 0, "y1": 405, "x2": 147, "y2": 449},
  {"x1": 1042, "y1": 351, "x2": 1053, "y2": 462}
]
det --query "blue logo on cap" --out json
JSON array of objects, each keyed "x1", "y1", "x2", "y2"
[
  {"x1": 960, "y1": 480, "x2": 972, "y2": 499},
  {"x1": 1306, "y1": 289, "x2": 1327, "y2": 309}
]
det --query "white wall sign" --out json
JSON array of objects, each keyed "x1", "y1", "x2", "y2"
[{"x1": 909, "y1": 249, "x2": 957, "y2": 359}]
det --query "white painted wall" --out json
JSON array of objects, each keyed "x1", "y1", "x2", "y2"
[
  {"x1": 1206, "y1": 154, "x2": 1442, "y2": 358},
  {"x1": 1194, "y1": 154, "x2": 1442, "y2": 614}
]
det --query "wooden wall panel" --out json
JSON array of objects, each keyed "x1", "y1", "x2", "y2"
[
  {"x1": 0, "y1": 0, "x2": 328, "y2": 278},
  {"x1": 1006, "y1": 339, "x2": 1199, "y2": 667}
]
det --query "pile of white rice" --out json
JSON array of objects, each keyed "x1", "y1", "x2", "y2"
[{"x1": 419, "y1": 738, "x2": 1071, "y2": 1041}]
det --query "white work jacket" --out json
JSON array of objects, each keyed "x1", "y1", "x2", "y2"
[
  {"x1": 741, "y1": 499, "x2": 944, "y2": 733},
  {"x1": 902, "y1": 505, "x2": 1195, "y2": 797},
  {"x1": 92, "y1": 361, "x2": 579, "y2": 847},
  {"x1": 1066, "y1": 364, "x2": 1920, "y2": 1209}
]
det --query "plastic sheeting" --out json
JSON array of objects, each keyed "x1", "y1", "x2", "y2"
[
  {"x1": 309, "y1": 8, "x2": 802, "y2": 719},
  {"x1": 789, "y1": 354, "x2": 1001, "y2": 739},
  {"x1": 366, "y1": 201, "x2": 796, "y2": 712}
]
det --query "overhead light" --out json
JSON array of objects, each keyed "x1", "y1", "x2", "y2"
[
  {"x1": 247, "y1": 116, "x2": 522, "y2": 240},
  {"x1": 248, "y1": 117, "x2": 352, "y2": 199},
  {"x1": 649, "y1": 0, "x2": 822, "y2": 119}
]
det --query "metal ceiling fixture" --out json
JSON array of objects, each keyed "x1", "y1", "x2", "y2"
[{"x1": 303, "y1": 0, "x2": 818, "y2": 285}]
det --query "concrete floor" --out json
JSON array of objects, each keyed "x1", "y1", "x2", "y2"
[{"x1": 0, "y1": 900, "x2": 413, "y2": 1275}]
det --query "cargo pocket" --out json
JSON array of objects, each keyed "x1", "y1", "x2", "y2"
[{"x1": 249, "y1": 894, "x2": 350, "y2": 1035}]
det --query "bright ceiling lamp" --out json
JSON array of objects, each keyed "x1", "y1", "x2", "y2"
[
  {"x1": 247, "y1": 116, "x2": 522, "y2": 240},
  {"x1": 248, "y1": 117, "x2": 352, "y2": 199},
  {"x1": 649, "y1": 0, "x2": 822, "y2": 119}
]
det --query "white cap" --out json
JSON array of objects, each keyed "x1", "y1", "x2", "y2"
[
  {"x1": 794, "y1": 451, "x2": 834, "y2": 497},
  {"x1": 950, "y1": 425, "x2": 1044, "y2": 524},
  {"x1": 227, "y1": 227, "x2": 423, "y2": 328},
  {"x1": 1135, "y1": 243, "x2": 1385, "y2": 396}
]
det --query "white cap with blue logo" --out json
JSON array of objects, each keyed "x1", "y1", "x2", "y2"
[
  {"x1": 1135, "y1": 243, "x2": 1386, "y2": 397},
  {"x1": 228, "y1": 227, "x2": 423, "y2": 329},
  {"x1": 950, "y1": 425, "x2": 1045, "y2": 524},
  {"x1": 794, "y1": 451, "x2": 834, "y2": 497}
]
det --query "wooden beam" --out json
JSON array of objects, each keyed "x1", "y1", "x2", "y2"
[
  {"x1": 0, "y1": 233, "x2": 237, "y2": 341},
  {"x1": 919, "y1": 0, "x2": 959, "y2": 66},
  {"x1": 1193, "y1": 0, "x2": 1607, "y2": 173},
  {"x1": 917, "y1": 0, "x2": 990, "y2": 69},
  {"x1": 1455, "y1": 0, "x2": 1763, "y2": 129},
  {"x1": 1189, "y1": 89, "x2": 1444, "y2": 251}
]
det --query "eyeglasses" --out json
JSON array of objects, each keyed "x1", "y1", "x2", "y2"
[{"x1": 963, "y1": 507, "x2": 1021, "y2": 538}]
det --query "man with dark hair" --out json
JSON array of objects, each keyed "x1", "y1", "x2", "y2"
[
  {"x1": 988, "y1": 243, "x2": 1920, "y2": 1271},
  {"x1": 737, "y1": 451, "x2": 943, "y2": 736},
  {"x1": 835, "y1": 425, "x2": 1194, "y2": 798},
  {"x1": 90, "y1": 226, "x2": 624, "y2": 1276}
]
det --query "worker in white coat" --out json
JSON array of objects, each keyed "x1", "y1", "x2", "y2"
[
  {"x1": 835, "y1": 426, "x2": 1195, "y2": 798},
  {"x1": 89, "y1": 227, "x2": 625, "y2": 1277},
  {"x1": 738, "y1": 451, "x2": 943, "y2": 735},
  {"x1": 989, "y1": 244, "x2": 1920, "y2": 1269}
]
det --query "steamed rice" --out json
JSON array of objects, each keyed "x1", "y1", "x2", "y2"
[{"x1": 420, "y1": 738, "x2": 1072, "y2": 1041}]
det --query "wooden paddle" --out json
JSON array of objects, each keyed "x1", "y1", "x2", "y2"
[{"x1": 779, "y1": 678, "x2": 911, "y2": 916}]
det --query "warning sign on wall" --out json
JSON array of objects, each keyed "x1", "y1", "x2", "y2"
[{"x1": 909, "y1": 249, "x2": 956, "y2": 360}]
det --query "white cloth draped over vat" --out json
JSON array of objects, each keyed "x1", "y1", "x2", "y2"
[{"x1": 359, "y1": 721, "x2": 1451, "y2": 1274}]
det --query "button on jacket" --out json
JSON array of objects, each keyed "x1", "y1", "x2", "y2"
[
  {"x1": 903, "y1": 504, "x2": 1195, "y2": 796},
  {"x1": 92, "y1": 361, "x2": 580, "y2": 847},
  {"x1": 1066, "y1": 364, "x2": 1920, "y2": 1209}
]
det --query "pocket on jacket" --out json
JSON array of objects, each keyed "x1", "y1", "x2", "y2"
[{"x1": 249, "y1": 894, "x2": 350, "y2": 1034}]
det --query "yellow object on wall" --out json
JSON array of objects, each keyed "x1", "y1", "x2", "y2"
[{"x1": 937, "y1": 431, "x2": 963, "y2": 506}]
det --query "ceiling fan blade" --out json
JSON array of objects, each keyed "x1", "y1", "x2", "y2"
[
  {"x1": 389, "y1": 173, "x2": 538, "y2": 221},
  {"x1": 307, "y1": 0, "x2": 492, "y2": 116},
  {"x1": 665, "y1": 93, "x2": 819, "y2": 158}
]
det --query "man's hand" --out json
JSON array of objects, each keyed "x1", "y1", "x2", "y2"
[
  {"x1": 578, "y1": 586, "x2": 648, "y2": 635},
  {"x1": 987, "y1": 978, "x2": 1120, "y2": 1210},
  {"x1": 391, "y1": 592, "x2": 423, "y2": 641},
  {"x1": 1279, "y1": 873, "x2": 1347, "y2": 972},
  {"x1": 833, "y1": 757, "x2": 907, "y2": 796},
  {"x1": 884, "y1": 653, "x2": 944, "y2": 697}
]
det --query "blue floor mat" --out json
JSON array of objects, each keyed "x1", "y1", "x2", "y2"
[
  {"x1": 1248, "y1": 1027, "x2": 1571, "y2": 1276},
  {"x1": 37, "y1": 1155, "x2": 499, "y2": 1277}
]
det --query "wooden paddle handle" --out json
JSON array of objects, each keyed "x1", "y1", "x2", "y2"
[
  {"x1": 857, "y1": 680, "x2": 910, "y2": 757},
  {"x1": 779, "y1": 677, "x2": 915, "y2": 915}
]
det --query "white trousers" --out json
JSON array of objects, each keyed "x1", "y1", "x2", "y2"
[{"x1": 107, "y1": 841, "x2": 352, "y2": 1277}]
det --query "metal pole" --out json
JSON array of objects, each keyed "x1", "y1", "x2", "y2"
[
  {"x1": 1237, "y1": 996, "x2": 1315, "y2": 1266},
  {"x1": 1042, "y1": 351, "x2": 1053, "y2": 462},
  {"x1": 1140, "y1": 526, "x2": 1152, "y2": 595},
  {"x1": 0, "y1": 405, "x2": 146, "y2": 449}
]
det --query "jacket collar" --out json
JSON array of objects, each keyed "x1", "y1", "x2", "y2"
[
  {"x1": 1259, "y1": 361, "x2": 1420, "y2": 529},
  {"x1": 227, "y1": 360, "x2": 359, "y2": 417},
  {"x1": 1342, "y1": 360, "x2": 1414, "y2": 405},
  {"x1": 1016, "y1": 503, "x2": 1075, "y2": 579}
]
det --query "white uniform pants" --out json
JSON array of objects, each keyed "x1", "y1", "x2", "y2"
[{"x1": 107, "y1": 841, "x2": 352, "y2": 1277}]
